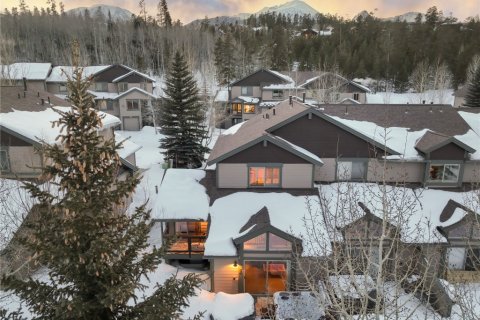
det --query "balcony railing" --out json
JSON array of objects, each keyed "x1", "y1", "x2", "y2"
[{"x1": 165, "y1": 234, "x2": 206, "y2": 258}]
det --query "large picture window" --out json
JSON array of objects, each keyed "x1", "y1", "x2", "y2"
[
  {"x1": 269, "y1": 233, "x2": 292, "y2": 251},
  {"x1": 249, "y1": 166, "x2": 280, "y2": 187},
  {"x1": 244, "y1": 234, "x2": 267, "y2": 251},
  {"x1": 244, "y1": 260, "x2": 288, "y2": 294},
  {"x1": 232, "y1": 103, "x2": 242, "y2": 114},
  {"x1": 428, "y1": 164, "x2": 460, "y2": 183},
  {"x1": 243, "y1": 104, "x2": 255, "y2": 113}
]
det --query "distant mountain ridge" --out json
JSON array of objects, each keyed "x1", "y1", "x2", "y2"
[
  {"x1": 67, "y1": 4, "x2": 133, "y2": 21},
  {"x1": 256, "y1": 0, "x2": 319, "y2": 16}
]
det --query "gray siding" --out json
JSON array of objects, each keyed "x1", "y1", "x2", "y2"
[
  {"x1": 217, "y1": 163, "x2": 248, "y2": 188},
  {"x1": 463, "y1": 162, "x2": 480, "y2": 183},
  {"x1": 212, "y1": 258, "x2": 240, "y2": 293},
  {"x1": 314, "y1": 159, "x2": 336, "y2": 182},
  {"x1": 221, "y1": 141, "x2": 309, "y2": 164},
  {"x1": 282, "y1": 164, "x2": 313, "y2": 188},
  {"x1": 367, "y1": 160, "x2": 425, "y2": 183}
]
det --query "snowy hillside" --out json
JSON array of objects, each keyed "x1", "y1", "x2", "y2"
[
  {"x1": 384, "y1": 12, "x2": 423, "y2": 23},
  {"x1": 256, "y1": 0, "x2": 319, "y2": 16},
  {"x1": 67, "y1": 4, "x2": 133, "y2": 21}
]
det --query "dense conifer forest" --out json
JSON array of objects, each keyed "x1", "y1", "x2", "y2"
[{"x1": 1, "y1": 1, "x2": 479, "y2": 90}]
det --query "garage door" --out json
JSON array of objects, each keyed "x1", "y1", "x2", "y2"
[{"x1": 122, "y1": 116, "x2": 140, "y2": 131}]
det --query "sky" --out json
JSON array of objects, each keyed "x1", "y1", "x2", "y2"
[{"x1": 3, "y1": 0, "x2": 479, "y2": 23}]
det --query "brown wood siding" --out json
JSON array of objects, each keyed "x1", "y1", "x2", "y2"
[
  {"x1": 233, "y1": 70, "x2": 287, "y2": 87},
  {"x1": 94, "y1": 65, "x2": 130, "y2": 82},
  {"x1": 221, "y1": 141, "x2": 309, "y2": 164},
  {"x1": 0, "y1": 130, "x2": 31, "y2": 146},
  {"x1": 272, "y1": 114, "x2": 378, "y2": 158},
  {"x1": 429, "y1": 143, "x2": 466, "y2": 160}
]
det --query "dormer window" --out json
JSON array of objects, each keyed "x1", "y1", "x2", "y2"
[{"x1": 428, "y1": 164, "x2": 460, "y2": 183}]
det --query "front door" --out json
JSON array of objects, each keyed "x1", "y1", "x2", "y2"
[{"x1": 244, "y1": 260, "x2": 289, "y2": 295}]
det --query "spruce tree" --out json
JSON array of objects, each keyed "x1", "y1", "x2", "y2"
[
  {"x1": 157, "y1": 0, "x2": 172, "y2": 28},
  {"x1": 159, "y1": 50, "x2": 209, "y2": 168},
  {"x1": 464, "y1": 66, "x2": 480, "y2": 108},
  {"x1": 1, "y1": 45, "x2": 201, "y2": 319}
]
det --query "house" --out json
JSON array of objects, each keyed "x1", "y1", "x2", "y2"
[
  {"x1": 46, "y1": 64, "x2": 157, "y2": 131},
  {"x1": 0, "y1": 86, "x2": 139, "y2": 179},
  {"x1": 453, "y1": 86, "x2": 467, "y2": 108},
  {"x1": 298, "y1": 72, "x2": 371, "y2": 104},
  {"x1": 0, "y1": 63, "x2": 52, "y2": 92},
  {"x1": 221, "y1": 69, "x2": 300, "y2": 128}
]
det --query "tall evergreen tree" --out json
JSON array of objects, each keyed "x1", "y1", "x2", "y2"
[
  {"x1": 464, "y1": 66, "x2": 480, "y2": 108},
  {"x1": 159, "y1": 50, "x2": 209, "y2": 168},
  {"x1": 1, "y1": 44, "x2": 201, "y2": 319},
  {"x1": 157, "y1": 0, "x2": 172, "y2": 28}
]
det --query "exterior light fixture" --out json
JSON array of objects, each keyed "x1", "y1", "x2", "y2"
[{"x1": 233, "y1": 260, "x2": 238, "y2": 268}]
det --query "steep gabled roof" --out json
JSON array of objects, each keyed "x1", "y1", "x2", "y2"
[
  {"x1": 112, "y1": 69, "x2": 155, "y2": 83},
  {"x1": 230, "y1": 69, "x2": 292, "y2": 87},
  {"x1": 415, "y1": 130, "x2": 475, "y2": 154}
]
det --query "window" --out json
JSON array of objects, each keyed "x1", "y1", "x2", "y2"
[
  {"x1": 269, "y1": 233, "x2": 292, "y2": 251},
  {"x1": 241, "y1": 86, "x2": 252, "y2": 95},
  {"x1": 0, "y1": 150, "x2": 9, "y2": 171},
  {"x1": 99, "y1": 100, "x2": 107, "y2": 110},
  {"x1": 353, "y1": 93, "x2": 360, "y2": 101},
  {"x1": 428, "y1": 164, "x2": 460, "y2": 183},
  {"x1": 126, "y1": 100, "x2": 139, "y2": 110},
  {"x1": 243, "y1": 104, "x2": 255, "y2": 113},
  {"x1": 118, "y1": 82, "x2": 128, "y2": 92},
  {"x1": 140, "y1": 82, "x2": 147, "y2": 91},
  {"x1": 107, "y1": 100, "x2": 114, "y2": 110},
  {"x1": 94, "y1": 82, "x2": 108, "y2": 91},
  {"x1": 244, "y1": 260, "x2": 288, "y2": 294},
  {"x1": 232, "y1": 103, "x2": 242, "y2": 114},
  {"x1": 337, "y1": 161, "x2": 366, "y2": 181},
  {"x1": 272, "y1": 90, "x2": 284, "y2": 99},
  {"x1": 244, "y1": 234, "x2": 267, "y2": 251},
  {"x1": 448, "y1": 247, "x2": 480, "y2": 271},
  {"x1": 59, "y1": 84, "x2": 67, "y2": 93},
  {"x1": 249, "y1": 166, "x2": 280, "y2": 187}
]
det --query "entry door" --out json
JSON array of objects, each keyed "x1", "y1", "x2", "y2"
[{"x1": 244, "y1": 260, "x2": 289, "y2": 294}]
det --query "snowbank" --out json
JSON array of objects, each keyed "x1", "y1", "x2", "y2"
[
  {"x1": 367, "y1": 89, "x2": 454, "y2": 105},
  {"x1": 116, "y1": 126, "x2": 165, "y2": 169},
  {"x1": 183, "y1": 291, "x2": 254, "y2": 320}
]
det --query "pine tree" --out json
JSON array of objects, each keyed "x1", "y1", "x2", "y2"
[
  {"x1": 157, "y1": 0, "x2": 172, "y2": 28},
  {"x1": 159, "y1": 50, "x2": 209, "y2": 168},
  {"x1": 464, "y1": 66, "x2": 480, "y2": 108},
  {"x1": 1, "y1": 44, "x2": 201, "y2": 319}
]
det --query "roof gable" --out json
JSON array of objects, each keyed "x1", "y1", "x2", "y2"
[
  {"x1": 415, "y1": 131, "x2": 475, "y2": 154},
  {"x1": 93, "y1": 64, "x2": 131, "y2": 82},
  {"x1": 230, "y1": 69, "x2": 290, "y2": 87}
]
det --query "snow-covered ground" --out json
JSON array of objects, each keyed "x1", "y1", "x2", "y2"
[{"x1": 116, "y1": 126, "x2": 165, "y2": 169}]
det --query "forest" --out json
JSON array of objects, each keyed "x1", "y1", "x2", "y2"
[{"x1": 1, "y1": 1, "x2": 480, "y2": 91}]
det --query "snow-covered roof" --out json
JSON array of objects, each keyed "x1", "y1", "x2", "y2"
[
  {"x1": 205, "y1": 192, "x2": 324, "y2": 257},
  {"x1": 214, "y1": 88, "x2": 229, "y2": 102},
  {"x1": 262, "y1": 82, "x2": 299, "y2": 90},
  {"x1": 1, "y1": 63, "x2": 52, "y2": 80},
  {"x1": 112, "y1": 69, "x2": 156, "y2": 83},
  {"x1": 115, "y1": 133, "x2": 142, "y2": 159},
  {"x1": 273, "y1": 135, "x2": 323, "y2": 164},
  {"x1": 259, "y1": 101, "x2": 281, "y2": 108},
  {"x1": 222, "y1": 121, "x2": 245, "y2": 135},
  {"x1": 366, "y1": 89, "x2": 455, "y2": 105},
  {"x1": 150, "y1": 169, "x2": 209, "y2": 221},
  {"x1": 0, "y1": 107, "x2": 121, "y2": 145},
  {"x1": 46, "y1": 65, "x2": 110, "y2": 82},
  {"x1": 268, "y1": 70, "x2": 294, "y2": 84},
  {"x1": 88, "y1": 87, "x2": 157, "y2": 100},
  {"x1": 328, "y1": 275, "x2": 375, "y2": 298},
  {"x1": 237, "y1": 96, "x2": 259, "y2": 104},
  {"x1": 456, "y1": 111, "x2": 480, "y2": 160},
  {"x1": 319, "y1": 183, "x2": 479, "y2": 245}
]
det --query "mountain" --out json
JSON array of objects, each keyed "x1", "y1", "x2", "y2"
[
  {"x1": 384, "y1": 12, "x2": 423, "y2": 23},
  {"x1": 67, "y1": 4, "x2": 134, "y2": 21},
  {"x1": 256, "y1": 0, "x2": 319, "y2": 16}
]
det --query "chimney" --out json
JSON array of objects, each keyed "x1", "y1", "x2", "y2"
[
  {"x1": 17, "y1": 93, "x2": 21, "y2": 99},
  {"x1": 265, "y1": 113, "x2": 270, "y2": 119},
  {"x1": 37, "y1": 92, "x2": 40, "y2": 97},
  {"x1": 289, "y1": 95, "x2": 292, "y2": 105},
  {"x1": 302, "y1": 92, "x2": 306, "y2": 103},
  {"x1": 422, "y1": 100, "x2": 426, "y2": 104},
  {"x1": 41, "y1": 98, "x2": 45, "y2": 105},
  {"x1": 273, "y1": 108, "x2": 276, "y2": 116},
  {"x1": 22, "y1": 77, "x2": 27, "y2": 91},
  {"x1": 23, "y1": 91, "x2": 26, "y2": 98},
  {"x1": 47, "y1": 96, "x2": 51, "y2": 104}
]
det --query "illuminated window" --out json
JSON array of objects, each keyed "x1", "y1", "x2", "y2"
[
  {"x1": 269, "y1": 233, "x2": 292, "y2": 251},
  {"x1": 428, "y1": 164, "x2": 460, "y2": 183},
  {"x1": 232, "y1": 103, "x2": 242, "y2": 114},
  {"x1": 243, "y1": 104, "x2": 255, "y2": 113},
  {"x1": 244, "y1": 234, "x2": 266, "y2": 251},
  {"x1": 249, "y1": 166, "x2": 280, "y2": 187}
]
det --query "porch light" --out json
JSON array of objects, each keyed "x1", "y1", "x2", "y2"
[{"x1": 233, "y1": 260, "x2": 238, "y2": 268}]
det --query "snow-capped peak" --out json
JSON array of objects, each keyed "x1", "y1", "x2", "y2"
[
  {"x1": 67, "y1": 4, "x2": 134, "y2": 21},
  {"x1": 256, "y1": 0, "x2": 319, "y2": 16}
]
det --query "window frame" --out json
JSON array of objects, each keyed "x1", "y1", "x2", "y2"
[
  {"x1": 243, "y1": 259, "x2": 290, "y2": 295},
  {"x1": 232, "y1": 103, "x2": 242, "y2": 114},
  {"x1": 242, "y1": 232, "x2": 293, "y2": 253},
  {"x1": 0, "y1": 148, "x2": 10, "y2": 172},
  {"x1": 427, "y1": 163, "x2": 461, "y2": 183},
  {"x1": 126, "y1": 99, "x2": 140, "y2": 111},
  {"x1": 336, "y1": 159, "x2": 367, "y2": 181},
  {"x1": 118, "y1": 82, "x2": 128, "y2": 92},
  {"x1": 272, "y1": 89, "x2": 284, "y2": 99},
  {"x1": 94, "y1": 82, "x2": 108, "y2": 92},
  {"x1": 59, "y1": 84, "x2": 67, "y2": 93},
  {"x1": 248, "y1": 164, "x2": 282, "y2": 188},
  {"x1": 243, "y1": 104, "x2": 255, "y2": 114},
  {"x1": 353, "y1": 93, "x2": 360, "y2": 101}
]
